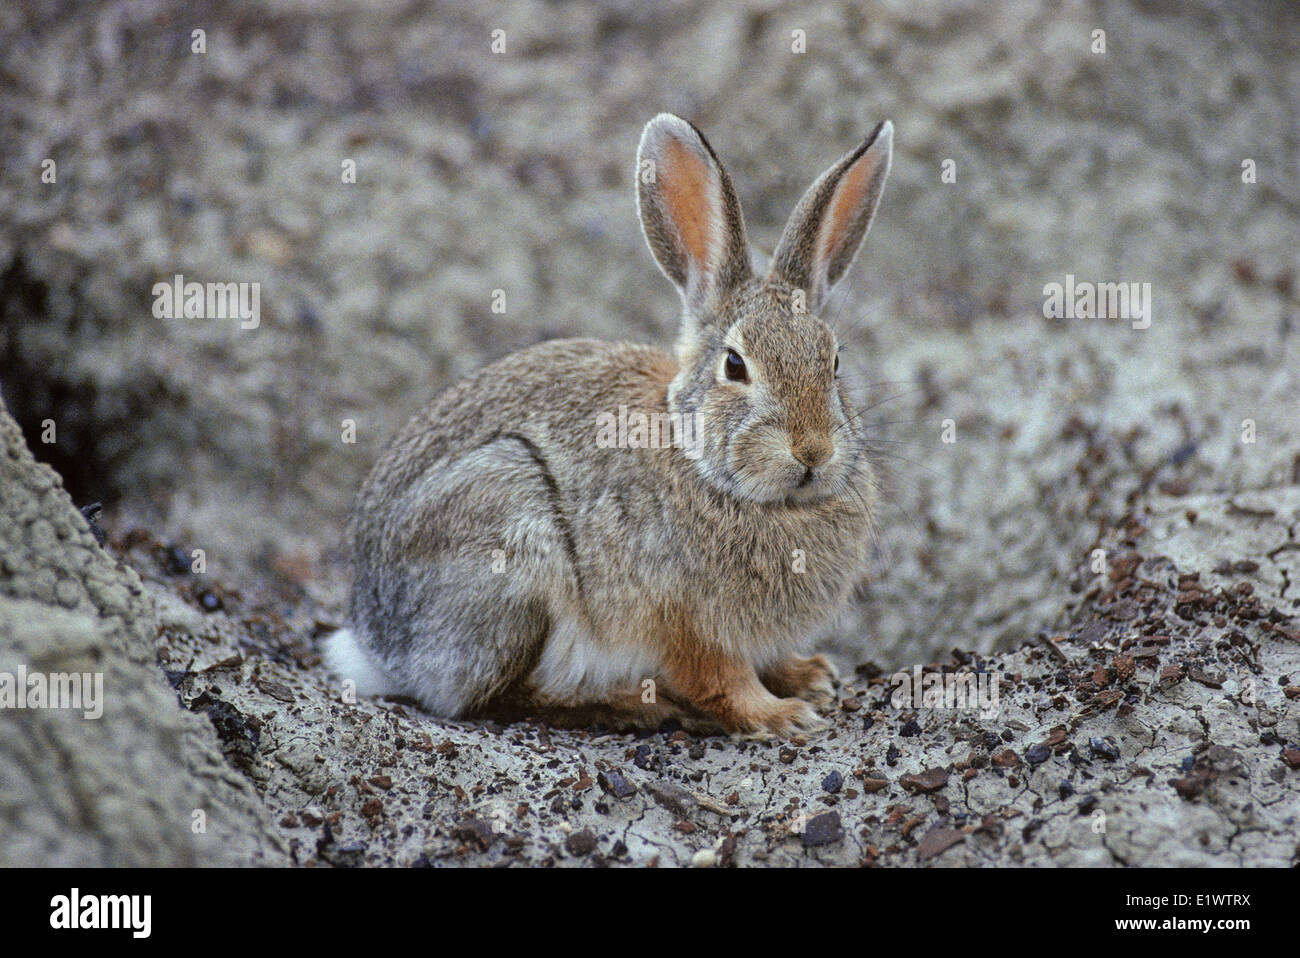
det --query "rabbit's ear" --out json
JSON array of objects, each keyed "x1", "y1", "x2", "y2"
[
  {"x1": 768, "y1": 121, "x2": 892, "y2": 313},
  {"x1": 637, "y1": 114, "x2": 752, "y2": 315}
]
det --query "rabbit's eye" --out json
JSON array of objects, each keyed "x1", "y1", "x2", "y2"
[
  {"x1": 724, "y1": 349, "x2": 749, "y2": 383},
  {"x1": 833, "y1": 354, "x2": 839, "y2": 376}
]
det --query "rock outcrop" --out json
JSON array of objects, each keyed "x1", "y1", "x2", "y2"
[{"x1": 0, "y1": 398, "x2": 286, "y2": 866}]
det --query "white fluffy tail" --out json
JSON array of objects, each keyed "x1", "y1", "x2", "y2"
[{"x1": 322, "y1": 628, "x2": 394, "y2": 698}]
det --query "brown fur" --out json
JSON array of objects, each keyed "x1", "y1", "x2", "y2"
[{"x1": 337, "y1": 114, "x2": 893, "y2": 738}]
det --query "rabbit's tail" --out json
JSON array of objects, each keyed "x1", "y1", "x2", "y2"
[{"x1": 322, "y1": 627, "x2": 393, "y2": 697}]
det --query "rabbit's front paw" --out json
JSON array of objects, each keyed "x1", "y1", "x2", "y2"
[
  {"x1": 733, "y1": 697, "x2": 831, "y2": 741},
  {"x1": 666, "y1": 644, "x2": 833, "y2": 740},
  {"x1": 761, "y1": 654, "x2": 838, "y2": 708}
]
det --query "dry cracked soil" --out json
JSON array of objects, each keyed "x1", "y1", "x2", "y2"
[{"x1": 1, "y1": 0, "x2": 1298, "y2": 866}]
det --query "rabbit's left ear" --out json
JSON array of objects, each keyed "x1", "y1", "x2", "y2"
[{"x1": 768, "y1": 121, "x2": 892, "y2": 313}]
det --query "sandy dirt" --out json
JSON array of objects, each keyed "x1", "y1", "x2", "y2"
[{"x1": 0, "y1": 0, "x2": 1297, "y2": 865}]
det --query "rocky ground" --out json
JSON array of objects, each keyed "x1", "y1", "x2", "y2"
[
  {"x1": 4, "y1": 402, "x2": 1299, "y2": 866},
  {"x1": 1, "y1": 0, "x2": 1298, "y2": 866},
  {"x1": 141, "y1": 487, "x2": 1300, "y2": 867}
]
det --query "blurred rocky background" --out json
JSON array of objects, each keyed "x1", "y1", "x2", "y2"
[
  {"x1": 2, "y1": 0, "x2": 1297, "y2": 665},
  {"x1": 1, "y1": 0, "x2": 1298, "y2": 867}
]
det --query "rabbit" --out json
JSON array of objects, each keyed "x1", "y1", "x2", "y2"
[{"x1": 325, "y1": 112, "x2": 893, "y2": 738}]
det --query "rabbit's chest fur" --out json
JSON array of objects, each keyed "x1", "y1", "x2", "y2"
[{"x1": 575, "y1": 451, "x2": 873, "y2": 661}]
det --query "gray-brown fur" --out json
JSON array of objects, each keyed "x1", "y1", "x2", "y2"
[{"x1": 333, "y1": 113, "x2": 893, "y2": 737}]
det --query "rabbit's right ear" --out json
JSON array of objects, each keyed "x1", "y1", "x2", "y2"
[{"x1": 636, "y1": 114, "x2": 752, "y2": 316}]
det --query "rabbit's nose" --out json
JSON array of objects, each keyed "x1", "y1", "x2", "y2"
[{"x1": 792, "y1": 437, "x2": 833, "y2": 469}]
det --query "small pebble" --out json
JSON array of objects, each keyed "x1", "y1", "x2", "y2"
[
  {"x1": 800, "y1": 810, "x2": 844, "y2": 847},
  {"x1": 633, "y1": 744, "x2": 655, "y2": 770},
  {"x1": 596, "y1": 769, "x2": 636, "y2": 799},
  {"x1": 1089, "y1": 737, "x2": 1120, "y2": 761},
  {"x1": 564, "y1": 828, "x2": 597, "y2": 856}
]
